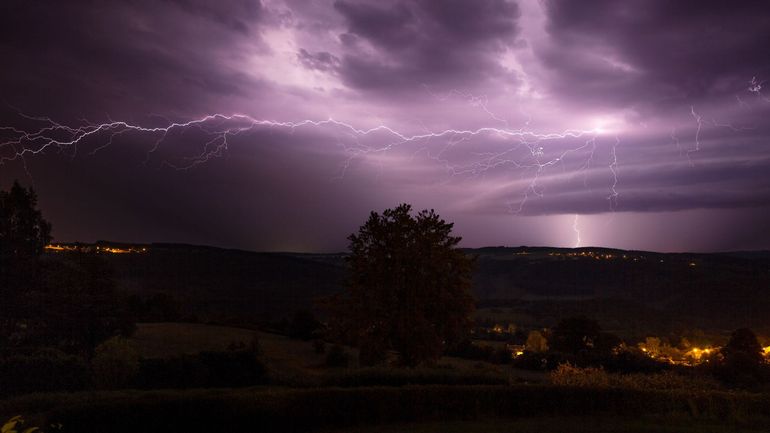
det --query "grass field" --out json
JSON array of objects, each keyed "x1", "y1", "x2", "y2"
[
  {"x1": 131, "y1": 322, "x2": 547, "y2": 385},
  {"x1": 3, "y1": 384, "x2": 769, "y2": 433},
  {"x1": 322, "y1": 416, "x2": 767, "y2": 433},
  {"x1": 14, "y1": 323, "x2": 747, "y2": 433}
]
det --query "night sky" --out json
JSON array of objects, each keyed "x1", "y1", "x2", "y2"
[{"x1": 1, "y1": 0, "x2": 769, "y2": 252}]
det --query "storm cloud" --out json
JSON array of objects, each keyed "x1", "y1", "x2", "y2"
[{"x1": 1, "y1": 0, "x2": 769, "y2": 252}]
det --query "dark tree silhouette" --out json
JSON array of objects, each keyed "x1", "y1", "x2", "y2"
[
  {"x1": 551, "y1": 316, "x2": 602, "y2": 355},
  {"x1": 330, "y1": 204, "x2": 475, "y2": 366},
  {"x1": 551, "y1": 316, "x2": 619, "y2": 357},
  {"x1": 0, "y1": 181, "x2": 133, "y2": 353},
  {"x1": 721, "y1": 328, "x2": 763, "y2": 363},
  {"x1": 713, "y1": 328, "x2": 768, "y2": 386},
  {"x1": 0, "y1": 181, "x2": 51, "y2": 283},
  {"x1": 1, "y1": 181, "x2": 52, "y2": 344}
]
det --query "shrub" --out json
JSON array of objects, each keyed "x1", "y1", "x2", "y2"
[
  {"x1": 550, "y1": 363, "x2": 611, "y2": 387},
  {"x1": 0, "y1": 348, "x2": 89, "y2": 395},
  {"x1": 2, "y1": 416, "x2": 59, "y2": 433},
  {"x1": 135, "y1": 347, "x2": 266, "y2": 389},
  {"x1": 445, "y1": 340, "x2": 495, "y2": 362},
  {"x1": 92, "y1": 337, "x2": 140, "y2": 389},
  {"x1": 550, "y1": 362, "x2": 721, "y2": 391}
]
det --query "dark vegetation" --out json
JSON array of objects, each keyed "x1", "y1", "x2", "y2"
[
  {"x1": 326, "y1": 204, "x2": 475, "y2": 366},
  {"x1": 55, "y1": 244, "x2": 770, "y2": 337},
  {"x1": 4, "y1": 385, "x2": 770, "y2": 433},
  {"x1": 4, "y1": 182, "x2": 770, "y2": 431}
]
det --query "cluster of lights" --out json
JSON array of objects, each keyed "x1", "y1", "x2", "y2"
[
  {"x1": 638, "y1": 342, "x2": 770, "y2": 366},
  {"x1": 45, "y1": 244, "x2": 148, "y2": 254},
  {"x1": 545, "y1": 251, "x2": 700, "y2": 267},
  {"x1": 548, "y1": 251, "x2": 643, "y2": 261}
]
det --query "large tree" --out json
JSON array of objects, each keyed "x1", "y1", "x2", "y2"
[
  {"x1": 713, "y1": 327, "x2": 768, "y2": 386},
  {"x1": 1, "y1": 181, "x2": 52, "y2": 340},
  {"x1": 0, "y1": 181, "x2": 133, "y2": 353},
  {"x1": 331, "y1": 204, "x2": 475, "y2": 366},
  {"x1": 551, "y1": 316, "x2": 620, "y2": 357},
  {"x1": 0, "y1": 181, "x2": 51, "y2": 283}
]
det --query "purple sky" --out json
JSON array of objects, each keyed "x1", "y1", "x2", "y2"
[{"x1": 1, "y1": 0, "x2": 769, "y2": 252}]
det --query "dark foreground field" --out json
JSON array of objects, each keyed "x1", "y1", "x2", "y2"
[
  {"x1": 3, "y1": 382, "x2": 770, "y2": 432},
  {"x1": 323, "y1": 417, "x2": 766, "y2": 433},
  {"x1": 3, "y1": 323, "x2": 770, "y2": 432}
]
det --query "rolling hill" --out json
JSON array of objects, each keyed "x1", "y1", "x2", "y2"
[{"x1": 44, "y1": 242, "x2": 770, "y2": 334}]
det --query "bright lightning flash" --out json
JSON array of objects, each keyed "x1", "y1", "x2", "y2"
[{"x1": 0, "y1": 110, "x2": 624, "y2": 217}]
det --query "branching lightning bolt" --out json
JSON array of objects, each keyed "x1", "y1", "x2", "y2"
[
  {"x1": 749, "y1": 76, "x2": 770, "y2": 102},
  {"x1": 0, "y1": 109, "x2": 621, "y2": 216},
  {"x1": 686, "y1": 105, "x2": 703, "y2": 166}
]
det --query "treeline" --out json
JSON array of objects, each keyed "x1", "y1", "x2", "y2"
[
  {"x1": 450, "y1": 315, "x2": 770, "y2": 390},
  {"x1": 0, "y1": 338, "x2": 266, "y2": 396}
]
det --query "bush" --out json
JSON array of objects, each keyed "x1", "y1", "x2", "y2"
[
  {"x1": 92, "y1": 337, "x2": 140, "y2": 389},
  {"x1": 550, "y1": 362, "x2": 721, "y2": 391},
  {"x1": 445, "y1": 340, "x2": 495, "y2": 362},
  {"x1": 0, "y1": 348, "x2": 89, "y2": 395},
  {"x1": 135, "y1": 347, "x2": 267, "y2": 389},
  {"x1": 2, "y1": 416, "x2": 55, "y2": 433}
]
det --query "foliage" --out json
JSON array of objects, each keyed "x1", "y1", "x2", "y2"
[
  {"x1": 0, "y1": 181, "x2": 134, "y2": 353},
  {"x1": 525, "y1": 330, "x2": 549, "y2": 353},
  {"x1": 135, "y1": 346, "x2": 266, "y2": 389},
  {"x1": 12, "y1": 254, "x2": 136, "y2": 353},
  {"x1": 330, "y1": 204, "x2": 475, "y2": 366},
  {"x1": 550, "y1": 363, "x2": 721, "y2": 391},
  {"x1": 0, "y1": 348, "x2": 89, "y2": 395},
  {"x1": 0, "y1": 182, "x2": 52, "y2": 346},
  {"x1": 2, "y1": 415, "x2": 60, "y2": 433},
  {"x1": 445, "y1": 340, "x2": 497, "y2": 362},
  {"x1": 91, "y1": 337, "x2": 140, "y2": 389},
  {"x1": 712, "y1": 328, "x2": 770, "y2": 387},
  {"x1": 721, "y1": 328, "x2": 763, "y2": 364},
  {"x1": 550, "y1": 316, "x2": 620, "y2": 357},
  {"x1": 0, "y1": 181, "x2": 51, "y2": 279},
  {"x1": 126, "y1": 293, "x2": 180, "y2": 322}
]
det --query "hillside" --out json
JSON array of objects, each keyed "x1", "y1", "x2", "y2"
[{"x1": 43, "y1": 242, "x2": 770, "y2": 334}]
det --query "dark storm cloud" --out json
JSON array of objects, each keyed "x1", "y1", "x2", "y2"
[
  {"x1": 539, "y1": 0, "x2": 770, "y2": 111},
  {"x1": 0, "y1": 0, "x2": 266, "y2": 120},
  {"x1": 165, "y1": 0, "x2": 263, "y2": 34},
  {"x1": 1, "y1": 0, "x2": 770, "y2": 252},
  {"x1": 330, "y1": 0, "x2": 521, "y2": 92}
]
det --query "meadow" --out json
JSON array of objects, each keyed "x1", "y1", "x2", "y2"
[{"x1": 3, "y1": 323, "x2": 770, "y2": 433}]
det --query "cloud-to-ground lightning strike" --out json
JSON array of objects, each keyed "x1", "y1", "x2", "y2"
[
  {"x1": 572, "y1": 214, "x2": 582, "y2": 248},
  {"x1": 0, "y1": 110, "x2": 619, "y2": 217}
]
